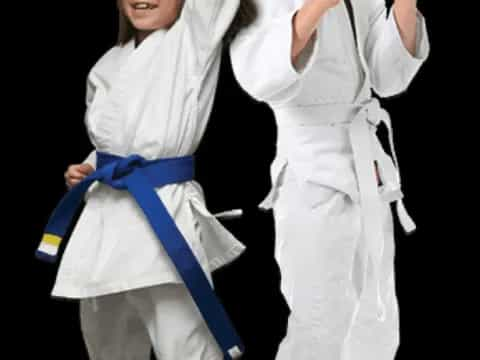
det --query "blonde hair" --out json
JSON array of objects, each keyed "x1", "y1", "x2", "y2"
[{"x1": 116, "y1": 0, "x2": 257, "y2": 46}]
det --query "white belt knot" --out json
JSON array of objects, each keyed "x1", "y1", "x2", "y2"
[{"x1": 363, "y1": 97, "x2": 384, "y2": 127}]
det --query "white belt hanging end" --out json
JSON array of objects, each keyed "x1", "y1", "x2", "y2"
[
  {"x1": 396, "y1": 199, "x2": 416, "y2": 235},
  {"x1": 213, "y1": 209, "x2": 243, "y2": 220}
]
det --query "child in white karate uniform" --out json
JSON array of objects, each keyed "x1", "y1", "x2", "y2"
[
  {"x1": 49, "y1": 1, "x2": 257, "y2": 359},
  {"x1": 230, "y1": 0, "x2": 430, "y2": 359}
]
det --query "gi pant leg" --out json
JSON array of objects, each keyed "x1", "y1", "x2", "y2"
[
  {"x1": 79, "y1": 288, "x2": 151, "y2": 359},
  {"x1": 344, "y1": 199, "x2": 400, "y2": 360},
  {"x1": 272, "y1": 167, "x2": 399, "y2": 360},
  {"x1": 80, "y1": 283, "x2": 222, "y2": 360}
]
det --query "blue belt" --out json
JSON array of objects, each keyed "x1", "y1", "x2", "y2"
[{"x1": 35, "y1": 151, "x2": 244, "y2": 359}]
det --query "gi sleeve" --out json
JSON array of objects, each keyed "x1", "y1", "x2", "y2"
[
  {"x1": 181, "y1": 0, "x2": 241, "y2": 66},
  {"x1": 230, "y1": 1, "x2": 319, "y2": 105},
  {"x1": 82, "y1": 149, "x2": 96, "y2": 169},
  {"x1": 365, "y1": 2, "x2": 430, "y2": 97}
]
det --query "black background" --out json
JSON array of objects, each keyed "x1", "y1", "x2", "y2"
[{"x1": 8, "y1": 1, "x2": 471, "y2": 359}]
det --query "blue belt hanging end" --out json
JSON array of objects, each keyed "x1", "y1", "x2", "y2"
[
  {"x1": 35, "y1": 151, "x2": 245, "y2": 359},
  {"x1": 36, "y1": 170, "x2": 100, "y2": 263},
  {"x1": 35, "y1": 233, "x2": 62, "y2": 263}
]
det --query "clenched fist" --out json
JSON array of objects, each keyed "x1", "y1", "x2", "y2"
[{"x1": 64, "y1": 163, "x2": 94, "y2": 189}]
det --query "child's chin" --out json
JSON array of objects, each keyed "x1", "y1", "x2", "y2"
[{"x1": 132, "y1": 18, "x2": 166, "y2": 31}]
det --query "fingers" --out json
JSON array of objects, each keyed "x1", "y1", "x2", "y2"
[
  {"x1": 65, "y1": 163, "x2": 94, "y2": 189},
  {"x1": 70, "y1": 166, "x2": 86, "y2": 179},
  {"x1": 66, "y1": 177, "x2": 82, "y2": 189},
  {"x1": 77, "y1": 163, "x2": 94, "y2": 175}
]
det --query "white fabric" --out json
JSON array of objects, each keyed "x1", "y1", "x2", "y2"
[
  {"x1": 79, "y1": 283, "x2": 222, "y2": 360},
  {"x1": 231, "y1": 0, "x2": 430, "y2": 358},
  {"x1": 51, "y1": 0, "x2": 246, "y2": 298},
  {"x1": 273, "y1": 167, "x2": 399, "y2": 360}
]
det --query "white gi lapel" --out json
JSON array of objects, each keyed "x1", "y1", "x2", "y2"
[{"x1": 344, "y1": 0, "x2": 372, "y2": 103}]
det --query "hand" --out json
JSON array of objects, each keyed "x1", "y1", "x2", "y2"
[{"x1": 64, "y1": 163, "x2": 94, "y2": 189}]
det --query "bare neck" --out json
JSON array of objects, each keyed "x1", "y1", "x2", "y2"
[{"x1": 134, "y1": 30, "x2": 154, "y2": 48}]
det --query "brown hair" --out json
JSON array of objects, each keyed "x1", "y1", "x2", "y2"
[
  {"x1": 117, "y1": 0, "x2": 257, "y2": 46},
  {"x1": 224, "y1": 0, "x2": 258, "y2": 44}
]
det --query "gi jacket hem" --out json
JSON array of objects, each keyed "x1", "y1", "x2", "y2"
[
  {"x1": 259, "y1": 155, "x2": 359, "y2": 212},
  {"x1": 185, "y1": 182, "x2": 247, "y2": 273},
  {"x1": 259, "y1": 151, "x2": 404, "y2": 212},
  {"x1": 51, "y1": 181, "x2": 246, "y2": 300}
]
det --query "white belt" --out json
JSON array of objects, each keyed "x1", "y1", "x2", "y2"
[
  {"x1": 349, "y1": 98, "x2": 416, "y2": 321},
  {"x1": 267, "y1": 98, "x2": 416, "y2": 321}
]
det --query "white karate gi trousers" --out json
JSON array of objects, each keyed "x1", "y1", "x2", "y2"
[
  {"x1": 273, "y1": 165, "x2": 399, "y2": 360},
  {"x1": 79, "y1": 283, "x2": 222, "y2": 360}
]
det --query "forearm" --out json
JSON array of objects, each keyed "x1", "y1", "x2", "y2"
[
  {"x1": 393, "y1": 0, "x2": 418, "y2": 56},
  {"x1": 292, "y1": 0, "x2": 338, "y2": 63}
]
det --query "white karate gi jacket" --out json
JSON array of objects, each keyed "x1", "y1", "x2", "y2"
[
  {"x1": 51, "y1": 0, "x2": 246, "y2": 299},
  {"x1": 231, "y1": 0, "x2": 430, "y2": 229},
  {"x1": 230, "y1": 0, "x2": 430, "y2": 318}
]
